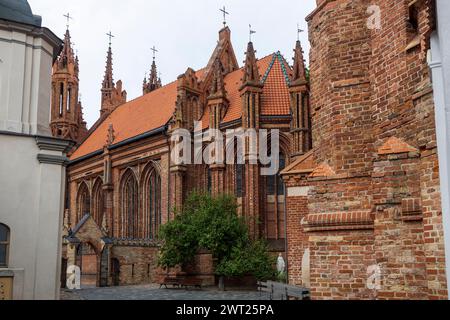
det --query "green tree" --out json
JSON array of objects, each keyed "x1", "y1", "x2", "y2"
[{"x1": 158, "y1": 192, "x2": 275, "y2": 289}]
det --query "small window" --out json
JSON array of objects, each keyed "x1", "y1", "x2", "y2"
[
  {"x1": 0, "y1": 224, "x2": 10, "y2": 268},
  {"x1": 405, "y1": 1, "x2": 421, "y2": 52},
  {"x1": 407, "y1": 2, "x2": 419, "y2": 33}
]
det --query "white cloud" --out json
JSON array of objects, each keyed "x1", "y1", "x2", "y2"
[{"x1": 28, "y1": 0, "x2": 316, "y2": 127}]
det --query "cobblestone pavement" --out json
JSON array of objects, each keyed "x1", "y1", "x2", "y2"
[{"x1": 61, "y1": 285, "x2": 270, "y2": 300}]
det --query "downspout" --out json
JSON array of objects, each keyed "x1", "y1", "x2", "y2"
[
  {"x1": 429, "y1": 25, "x2": 450, "y2": 299},
  {"x1": 283, "y1": 181, "x2": 289, "y2": 284}
]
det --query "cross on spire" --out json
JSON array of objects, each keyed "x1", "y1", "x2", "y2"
[
  {"x1": 249, "y1": 24, "x2": 256, "y2": 42},
  {"x1": 220, "y1": 6, "x2": 229, "y2": 27},
  {"x1": 106, "y1": 31, "x2": 115, "y2": 47},
  {"x1": 151, "y1": 46, "x2": 158, "y2": 60},
  {"x1": 63, "y1": 13, "x2": 73, "y2": 29},
  {"x1": 297, "y1": 23, "x2": 304, "y2": 41}
]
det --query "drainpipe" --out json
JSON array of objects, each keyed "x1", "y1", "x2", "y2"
[
  {"x1": 429, "y1": 5, "x2": 450, "y2": 298},
  {"x1": 283, "y1": 181, "x2": 289, "y2": 284}
]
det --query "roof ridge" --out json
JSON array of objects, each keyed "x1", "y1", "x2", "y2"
[
  {"x1": 260, "y1": 52, "x2": 292, "y2": 86},
  {"x1": 261, "y1": 53, "x2": 277, "y2": 84},
  {"x1": 276, "y1": 52, "x2": 292, "y2": 86}
]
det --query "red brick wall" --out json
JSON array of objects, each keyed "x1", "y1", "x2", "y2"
[
  {"x1": 283, "y1": 0, "x2": 447, "y2": 300},
  {"x1": 112, "y1": 246, "x2": 159, "y2": 286}
]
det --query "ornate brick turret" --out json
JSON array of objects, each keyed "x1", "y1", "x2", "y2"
[
  {"x1": 100, "y1": 44, "x2": 127, "y2": 116},
  {"x1": 50, "y1": 28, "x2": 87, "y2": 143},
  {"x1": 240, "y1": 41, "x2": 263, "y2": 130},
  {"x1": 207, "y1": 58, "x2": 228, "y2": 129},
  {"x1": 143, "y1": 57, "x2": 162, "y2": 95},
  {"x1": 240, "y1": 40, "x2": 263, "y2": 239},
  {"x1": 289, "y1": 40, "x2": 311, "y2": 158}
]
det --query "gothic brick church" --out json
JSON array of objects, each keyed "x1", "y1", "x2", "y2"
[{"x1": 53, "y1": 0, "x2": 448, "y2": 300}]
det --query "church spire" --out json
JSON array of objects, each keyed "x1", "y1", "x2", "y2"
[
  {"x1": 102, "y1": 45, "x2": 114, "y2": 92},
  {"x1": 100, "y1": 32, "x2": 127, "y2": 116},
  {"x1": 143, "y1": 47, "x2": 162, "y2": 95},
  {"x1": 241, "y1": 40, "x2": 260, "y2": 88},
  {"x1": 291, "y1": 40, "x2": 307, "y2": 85}
]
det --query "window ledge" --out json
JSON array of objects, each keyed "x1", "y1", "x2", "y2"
[{"x1": 405, "y1": 35, "x2": 421, "y2": 52}]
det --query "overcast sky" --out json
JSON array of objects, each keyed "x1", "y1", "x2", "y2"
[{"x1": 28, "y1": 0, "x2": 316, "y2": 127}]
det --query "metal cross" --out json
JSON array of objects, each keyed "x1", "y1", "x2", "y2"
[
  {"x1": 249, "y1": 24, "x2": 256, "y2": 42},
  {"x1": 63, "y1": 13, "x2": 73, "y2": 29},
  {"x1": 106, "y1": 31, "x2": 115, "y2": 46},
  {"x1": 297, "y1": 23, "x2": 304, "y2": 41},
  {"x1": 220, "y1": 6, "x2": 229, "y2": 27},
  {"x1": 151, "y1": 46, "x2": 158, "y2": 60}
]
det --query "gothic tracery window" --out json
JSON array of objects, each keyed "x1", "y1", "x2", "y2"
[
  {"x1": 77, "y1": 182, "x2": 91, "y2": 221},
  {"x1": 0, "y1": 223, "x2": 10, "y2": 267},
  {"x1": 121, "y1": 170, "x2": 139, "y2": 239},
  {"x1": 92, "y1": 179, "x2": 104, "y2": 227},
  {"x1": 142, "y1": 165, "x2": 161, "y2": 239}
]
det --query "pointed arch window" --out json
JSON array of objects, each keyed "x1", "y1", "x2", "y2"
[
  {"x1": 121, "y1": 170, "x2": 139, "y2": 239},
  {"x1": 0, "y1": 224, "x2": 10, "y2": 267},
  {"x1": 142, "y1": 165, "x2": 161, "y2": 239},
  {"x1": 92, "y1": 179, "x2": 104, "y2": 227},
  {"x1": 59, "y1": 83, "x2": 64, "y2": 116},
  {"x1": 67, "y1": 87, "x2": 72, "y2": 113},
  {"x1": 77, "y1": 182, "x2": 91, "y2": 221}
]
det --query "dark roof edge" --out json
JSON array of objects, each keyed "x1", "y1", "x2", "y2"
[{"x1": 69, "y1": 125, "x2": 167, "y2": 166}]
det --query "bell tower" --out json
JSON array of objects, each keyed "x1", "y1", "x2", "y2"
[{"x1": 50, "y1": 27, "x2": 87, "y2": 143}]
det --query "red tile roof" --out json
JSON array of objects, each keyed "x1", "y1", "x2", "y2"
[
  {"x1": 70, "y1": 80, "x2": 178, "y2": 160},
  {"x1": 207, "y1": 53, "x2": 291, "y2": 125},
  {"x1": 71, "y1": 52, "x2": 293, "y2": 160},
  {"x1": 261, "y1": 53, "x2": 292, "y2": 116}
]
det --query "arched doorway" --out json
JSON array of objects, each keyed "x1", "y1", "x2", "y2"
[{"x1": 77, "y1": 243, "x2": 98, "y2": 288}]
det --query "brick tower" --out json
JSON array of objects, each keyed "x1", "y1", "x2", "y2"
[
  {"x1": 282, "y1": 0, "x2": 447, "y2": 300},
  {"x1": 50, "y1": 28, "x2": 87, "y2": 143}
]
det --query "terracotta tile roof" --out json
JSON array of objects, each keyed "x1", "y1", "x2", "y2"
[
  {"x1": 261, "y1": 53, "x2": 292, "y2": 116},
  {"x1": 281, "y1": 151, "x2": 315, "y2": 175},
  {"x1": 70, "y1": 80, "x2": 178, "y2": 160},
  {"x1": 72, "y1": 52, "x2": 293, "y2": 160},
  {"x1": 219, "y1": 53, "x2": 291, "y2": 124}
]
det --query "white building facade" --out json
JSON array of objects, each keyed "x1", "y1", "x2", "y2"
[{"x1": 0, "y1": 0, "x2": 72, "y2": 300}]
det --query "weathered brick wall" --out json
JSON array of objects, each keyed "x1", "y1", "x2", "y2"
[
  {"x1": 308, "y1": 0, "x2": 374, "y2": 176},
  {"x1": 182, "y1": 252, "x2": 215, "y2": 286},
  {"x1": 111, "y1": 246, "x2": 159, "y2": 286},
  {"x1": 285, "y1": 180, "x2": 309, "y2": 286},
  {"x1": 284, "y1": 0, "x2": 447, "y2": 300},
  {"x1": 309, "y1": 231, "x2": 375, "y2": 300}
]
